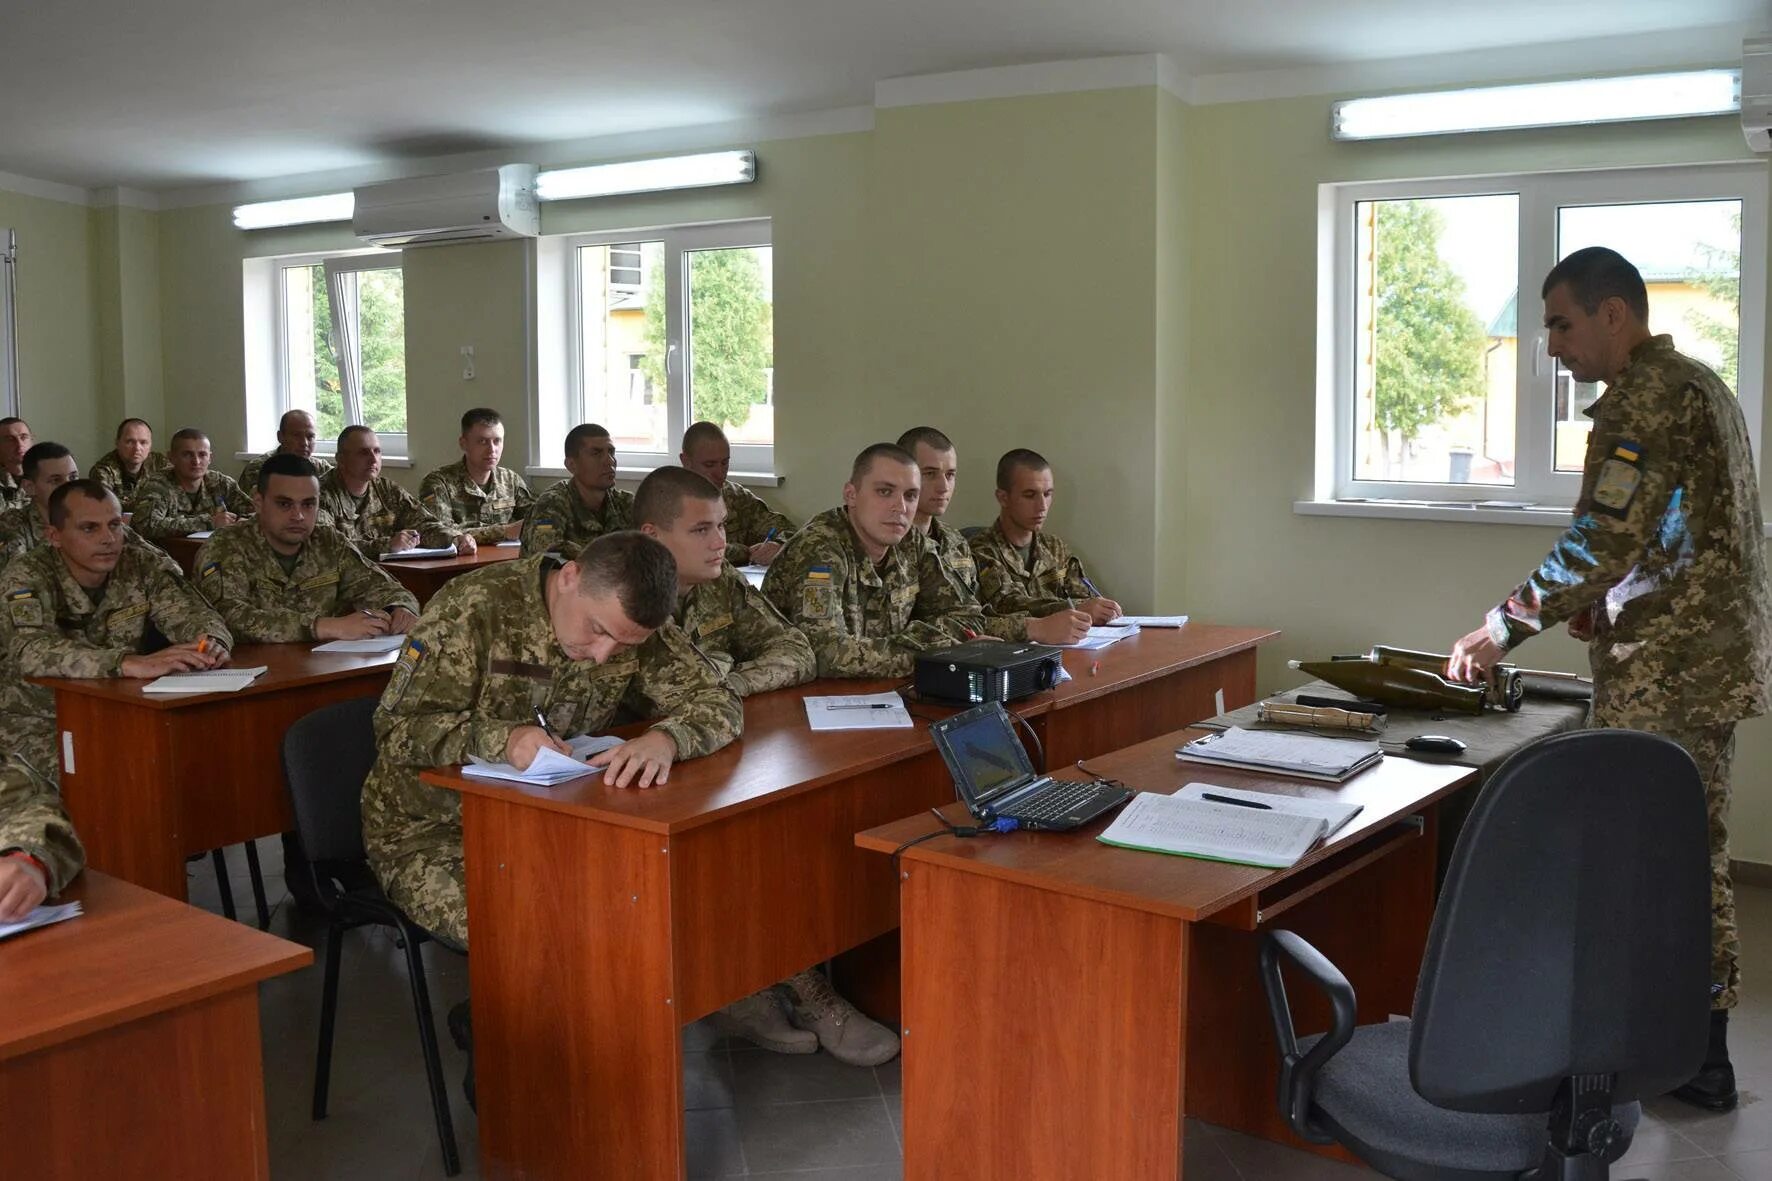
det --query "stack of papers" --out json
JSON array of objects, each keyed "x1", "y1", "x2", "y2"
[
  {"x1": 1109, "y1": 615, "x2": 1188, "y2": 628},
  {"x1": 0, "y1": 899, "x2": 83, "y2": 941},
  {"x1": 1063, "y1": 624, "x2": 1141, "y2": 650},
  {"x1": 804, "y1": 691, "x2": 913, "y2": 731},
  {"x1": 142, "y1": 666, "x2": 270, "y2": 695},
  {"x1": 313, "y1": 635, "x2": 408, "y2": 654},
  {"x1": 463, "y1": 734, "x2": 623, "y2": 786},
  {"x1": 1097, "y1": 792, "x2": 1334, "y2": 869},
  {"x1": 738, "y1": 564, "x2": 768, "y2": 589},
  {"x1": 381, "y1": 546, "x2": 457, "y2": 560},
  {"x1": 1176, "y1": 726, "x2": 1382, "y2": 783}
]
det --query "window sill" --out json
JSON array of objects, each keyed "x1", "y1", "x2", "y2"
[
  {"x1": 1294, "y1": 499, "x2": 1574, "y2": 526},
  {"x1": 524, "y1": 465, "x2": 782, "y2": 488}
]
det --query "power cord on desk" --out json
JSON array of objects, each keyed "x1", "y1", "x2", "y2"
[
  {"x1": 1008, "y1": 709, "x2": 1046, "y2": 773},
  {"x1": 890, "y1": 807, "x2": 1021, "y2": 868}
]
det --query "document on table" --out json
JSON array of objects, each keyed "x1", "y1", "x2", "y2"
[
  {"x1": 0, "y1": 899, "x2": 83, "y2": 941},
  {"x1": 141, "y1": 666, "x2": 270, "y2": 694},
  {"x1": 1097, "y1": 792, "x2": 1329, "y2": 869},
  {"x1": 312, "y1": 635, "x2": 408, "y2": 654},
  {"x1": 804, "y1": 691, "x2": 913, "y2": 731},
  {"x1": 463, "y1": 734, "x2": 624, "y2": 786},
  {"x1": 1171, "y1": 782, "x2": 1363, "y2": 840},
  {"x1": 496, "y1": 539, "x2": 522, "y2": 547},
  {"x1": 1176, "y1": 726, "x2": 1382, "y2": 783},
  {"x1": 1109, "y1": 615, "x2": 1188, "y2": 628},
  {"x1": 185, "y1": 530, "x2": 214, "y2": 539},
  {"x1": 1062, "y1": 624, "x2": 1141, "y2": 650},
  {"x1": 738, "y1": 564, "x2": 767, "y2": 589},
  {"x1": 381, "y1": 545, "x2": 457, "y2": 560}
]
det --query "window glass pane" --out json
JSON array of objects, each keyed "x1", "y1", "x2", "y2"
[
  {"x1": 1554, "y1": 200, "x2": 1741, "y2": 471},
  {"x1": 282, "y1": 263, "x2": 343, "y2": 438},
  {"x1": 1353, "y1": 194, "x2": 1519, "y2": 485},
  {"x1": 686, "y1": 245, "x2": 773, "y2": 448},
  {"x1": 577, "y1": 241, "x2": 666, "y2": 452},
  {"x1": 354, "y1": 267, "x2": 407, "y2": 435}
]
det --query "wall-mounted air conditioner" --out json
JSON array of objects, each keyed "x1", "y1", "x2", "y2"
[{"x1": 353, "y1": 164, "x2": 539, "y2": 248}]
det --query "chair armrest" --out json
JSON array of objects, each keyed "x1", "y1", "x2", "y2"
[{"x1": 1259, "y1": 929, "x2": 1358, "y2": 1144}]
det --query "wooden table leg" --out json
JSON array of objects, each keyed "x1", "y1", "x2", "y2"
[
  {"x1": 900, "y1": 860, "x2": 1190, "y2": 1180},
  {"x1": 55, "y1": 694, "x2": 187, "y2": 899},
  {"x1": 463, "y1": 796, "x2": 685, "y2": 1180}
]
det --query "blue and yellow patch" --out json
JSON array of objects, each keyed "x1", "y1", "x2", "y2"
[
  {"x1": 1592, "y1": 441, "x2": 1645, "y2": 517},
  {"x1": 384, "y1": 636, "x2": 428, "y2": 708},
  {"x1": 802, "y1": 565, "x2": 836, "y2": 619},
  {"x1": 198, "y1": 560, "x2": 221, "y2": 583},
  {"x1": 6, "y1": 586, "x2": 41, "y2": 628}
]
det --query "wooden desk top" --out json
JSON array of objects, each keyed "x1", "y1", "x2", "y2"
[
  {"x1": 380, "y1": 546, "x2": 523, "y2": 574},
  {"x1": 0, "y1": 872, "x2": 311, "y2": 1062},
  {"x1": 856, "y1": 726, "x2": 1476, "y2": 924},
  {"x1": 426, "y1": 623, "x2": 1278, "y2": 836},
  {"x1": 29, "y1": 641, "x2": 398, "y2": 710}
]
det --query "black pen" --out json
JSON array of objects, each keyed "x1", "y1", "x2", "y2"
[
  {"x1": 828, "y1": 702, "x2": 892, "y2": 710},
  {"x1": 1202, "y1": 792, "x2": 1272, "y2": 810},
  {"x1": 531, "y1": 706, "x2": 558, "y2": 739}
]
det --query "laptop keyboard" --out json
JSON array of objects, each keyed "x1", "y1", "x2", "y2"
[{"x1": 1007, "y1": 778, "x2": 1118, "y2": 823}]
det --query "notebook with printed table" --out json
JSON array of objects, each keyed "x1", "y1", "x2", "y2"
[{"x1": 1177, "y1": 726, "x2": 1382, "y2": 783}]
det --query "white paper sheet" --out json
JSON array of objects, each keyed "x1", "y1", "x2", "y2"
[
  {"x1": 312, "y1": 635, "x2": 408, "y2": 654},
  {"x1": 0, "y1": 900, "x2": 83, "y2": 941},
  {"x1": 462, "y1": 734, "x2": 624, "y2": 786},
  {"x1": 803, "y1": 691, "x2": 914, "y2": 730}
]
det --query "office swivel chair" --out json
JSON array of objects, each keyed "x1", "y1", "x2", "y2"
[{"x1": 1259, "y1": 729, "x2": 1710, "y2": 1181}]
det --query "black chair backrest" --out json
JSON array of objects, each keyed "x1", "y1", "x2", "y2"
[
  {"x1": 282, "y1": 696, "x2": 382, "y2": 866},
  {"x1": 1410, "y1": 728, "x2": 1709, "y2": 1113}
]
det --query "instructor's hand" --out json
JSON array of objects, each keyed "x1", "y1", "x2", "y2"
[{"x1": 1447, "y1": 626, "x2": 1504, "y2": 685}]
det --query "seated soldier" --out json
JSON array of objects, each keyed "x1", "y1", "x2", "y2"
[
  {"x1": 762, "y1": 443, "x2": 992, "y2": 678},
  {"x1": 420, "y1": 408, "x2": 533, "y2": 545},
  {"x1": 133, "y1": 428, "x2": 255, "y2": 543},
  {"x1": 238, "y1": 409, "x2": 335, "y2": 492},
  {"x1": 897, "y1": 427, "x2": 1088, "y2": 646},
  {"x1": 319, "y1": 426, "x2": 469, "y2": 558},
  {"x1": 0, "y1": 752, "x2": 86, "y2": 922},
  {"x1": 0, "y1": 417, "x2": 30, "y2": 507},
  {"x1": 195, "y1": 454, "x2": 420, "y2": 642},
  {"x1": 970, "y1": 449, "x2": 1122, "y2": 626},
  {"x1": 0, "y1": 442, "x2": 171, "y2": 564},
  {"x1": 88, "y1": 418, "x2": 173, "y2": 514},
  {"x1": 521, "y1": 424, "x2": 634, "y2": 558},
  {"x1": 0, "y1": 480, "x2": 232, "y2": 781},
  {"x1": 679, "y1": 420, "x2": 794, "y2": 567}
]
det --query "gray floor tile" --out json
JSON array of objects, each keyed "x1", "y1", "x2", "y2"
[
  {"x1": 687, "y1": 1108, "x2": 748, "y2": 1178},
  {"x1": 1622, "y1": 1111, "x2": 1714, "y2": 1165},
  {"x1": 1212, "y1": 1126, "x2": 1376, "y2": 1179},
  {"x1": 748, "y1": 1167, "x2": 903, "y2": 1180},
  {"x1": 730, "y1": 1045, "x2": 885, "y2": 1107},
  {"x1": 687, "y1": 1050, "x2": 739, "y2": 1110},
  {"x1": 874, "y1": 1058, "x2": 901, "y2": 1096},
  {"x1": 737, "y1": 1098, "x2": 902, "y2": 1173}
]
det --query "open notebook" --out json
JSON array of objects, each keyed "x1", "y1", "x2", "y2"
[
  {"x1": 1097, "y1": 785, "x2": 1362, "y2": 869},
  {"x1": 463, "y1": 734, "x2": 623, "y2": 786}
]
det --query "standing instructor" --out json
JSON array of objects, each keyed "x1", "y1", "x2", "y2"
[{"x1": 1447, "y1": 247, "x2": 1772, "y2": 1111}]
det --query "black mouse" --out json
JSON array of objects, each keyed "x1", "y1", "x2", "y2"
[{"x1": 1406, "y1": 735, "x2": 1467, "y2": 755}]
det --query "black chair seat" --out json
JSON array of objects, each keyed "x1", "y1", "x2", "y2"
[{"x1": 1302, "y1": 1021, "x2": 1640, "y2": 1181}]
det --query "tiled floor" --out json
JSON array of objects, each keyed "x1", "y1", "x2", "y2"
[{"x1": 190, "y1": 842, "x2": 1772, "y2": 1179}]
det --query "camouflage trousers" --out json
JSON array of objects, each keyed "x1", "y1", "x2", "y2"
[
  {"x1": 369, "y1": 832, "x2": 470, "y2": 953},
  {"x1": 1591, "y1": 710, "x2": 1738, "y2": 1010}
]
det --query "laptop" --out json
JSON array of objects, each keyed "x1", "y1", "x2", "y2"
[{"x1": 929, "y1": 701, "x2": 1132, "y2": 832}]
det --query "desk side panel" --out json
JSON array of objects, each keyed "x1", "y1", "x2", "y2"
[
  {"x1": 1045, "y1": 648, "x2": 1257, "y2": 766},
  {"x1": 56, "y1": 693, "x2": 184, "y2": 897}
]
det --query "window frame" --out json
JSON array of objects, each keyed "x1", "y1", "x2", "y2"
[
  {"x1": 0, "y1": 229, "x2": 17, "y2": 418},
  {"x1": 1318, "y1": 163, "x2": 1766, "y2": 507}
]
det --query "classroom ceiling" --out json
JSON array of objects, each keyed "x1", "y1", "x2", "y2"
[{"x1": 2, "y1": 0, "x2": 1763, "y2": 193}]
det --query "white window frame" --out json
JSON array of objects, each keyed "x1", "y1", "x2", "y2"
[
  {"x1": 0, "y1": 229, "x2": 17, "y2": 417},
  {"x1": 538, "y1": 218, "x2": 774, "y2": 480},
  {"x1": 1316, "y1": 163, "x2": 1766, "y2": 508}
]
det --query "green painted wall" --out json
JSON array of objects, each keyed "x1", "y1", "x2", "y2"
[{"x1": 0, "y1": 190, "x2": 104, "y2": 462}]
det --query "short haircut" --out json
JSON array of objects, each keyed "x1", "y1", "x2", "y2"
[
  {"x1": 575, "y1": 531, "x2": 678, "y2": 628},
  {"x1": 565, "y1": 423, "x2": 612, "y2": 462},
  {"x1": 48, "y1": 478, "x2": 117, "y2": 528},
  {"x1": 849, "y1": 442, "x2": 916, "y2": 486},
  {"x1": 461, "y1": 407, "x2": 503, "y2": 434},
  {"x1": 338, "y1": 424, "x2": 373, "y2": 451},
  {"x1": 1542, "y1": 247, "x2": 1650, "y2": 324},
  {"x1": 634, "y1": 466, "x2": 722, "y2": 529},
  {"x1": 169, "y1": 428, "x2": 209, "y2": 448},
  {"x1": 115, "y1": 417, "x2": 151, "y2": 440},
  {"x1": 22, "y1": 442, "x2": 72, "y2": 480},
  {"x1": 0, "y1": 417, "x2": 24, "y2": 429},
  {"x1": 258, "y1": 452, "x2": 320, "y2": 493},
  {"x1": 896, "y1": 426, "x2": 954, "y2": 457},
  {"x1": 278, "y1": 408, "x2": 316, "y2": 431},
  {"x1": 681, "y1": 421, "x2": 728, "y2": 454},
  {"x1": 995, "y1": 448, "x2": 1050, "y2": 492}
]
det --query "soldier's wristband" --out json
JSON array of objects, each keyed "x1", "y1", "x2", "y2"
[{"x1": 1, "y1": 850, "x2": 48, "y2": 882}]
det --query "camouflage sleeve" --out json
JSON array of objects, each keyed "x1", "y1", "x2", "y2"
[
  {"x1": 912, "y1": 541, "x2": 993, "y2": 643},
  {"x1": 971, "y1": 539, "x2": 1044, "y2": 617},
  {"x1": 340, "y1": 539, "x2": 420, "y2": 616},
  {"x1": 417, "y1": 471, "x2": 456, "y2": 521},
  {"x1": 0, "y1": 755, "x2": 84, "y2": 894},
  {"x1": 1489, "y1": 388, "x2": 1688, "y2": 648},
  {"x1": 724, "y1": 540, "x2": 754, "y2": 566},
  {"x1": 724, "y1": 580, "x2": 817, "y2": 696},
  {"x1": 1058, "y1": 541, "x2": 1096, "y2": 601},
  {"x1": 512, "y1": 475, "x2": 534, "y2": 521},
  {"x1": 194, "y1": 538, "x2": 317, "y2": 643},
  {"x1": 762, "y1": 545, "x2": 945, "y2": 678},
  {"x1": 620, "y1": 624, "x2": 744, "y2": 758},
  {"x1": 392, "y1": 484, "x2": 459, "y2": 548},
  {"x1": 222, "y1": 477, "x2": 255, "y2": 518},
  {"x1": 6, "y1": 560, "x2": 133, "y2": 677},
  {"x1": 725, "y1": 484, "x2": 796, "y2": 551},
  {"x1": 519, "y1": 488, "x2": 569, "y2": 557},
  {"x1": 0, "y1": 513, "x2": 30, "y2": 565},
  {"x1": 238, "y1": 457, "x2": 263, "y2": 489},
  {"x1": 373, "y1": 595, "x2": 513, "y2": 769},
  {"x1": 147, "y1": 556, "x2": 232, "y2": 650},
  {"x1": 133, "y1": 483, "x2": 210, "y2": 540},
  {"x1": 977, "y1": 606, "x2": 1032, "y2": 642}
]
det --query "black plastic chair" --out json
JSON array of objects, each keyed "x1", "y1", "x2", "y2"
[
  {"x1": 1260, "y1": 729, "x2": 1710, "y2": 1181},
  {"x1": 281, "y1": 697, "x2": 461, "y2": 1177}
]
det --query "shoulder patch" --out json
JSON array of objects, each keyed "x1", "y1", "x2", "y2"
[
  {"x1": 383, "y1": 636, "x2": 427, "y2": 709},
  {"x1": 801, "y1": 580, "x2": 836, "y2": 621},
  {"x1": 6, "y1": 586, "x2": 41, "y2": 628},
  {"x1": 199, "y1": 560, "x2": 221, "y2": 582},
  {"x1": 1591, "y1": 446, "x2": 1645, "y2": 517}
]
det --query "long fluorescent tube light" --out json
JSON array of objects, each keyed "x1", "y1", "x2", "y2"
[
  {"x1": 232, "y1": 192, "x2": 355, "y2": 230},
  {"x1": 1333, "y1": 70, "x2": 1741, "y2": 141},
  {"x1": 535, "y1": 150, "x2": 756, "y2": 201}
]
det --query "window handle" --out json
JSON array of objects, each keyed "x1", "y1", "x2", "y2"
[
  {"x1": 665, "y1": 341, "x2": 679, "y2": 378},
  {"x1": 1532, "y1": 333, "x2": 1550, "y2": 378}
]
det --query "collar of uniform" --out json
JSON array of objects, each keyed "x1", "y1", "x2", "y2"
[
  {"x1": 451, "y1": 457, "x2": 495, "y2": 498},
  {"x1": 833, "y1": 507, "x2": 892, "y2": 588},
  {"x1": 242, "y1": 520, "x2": 314, "y2": 584},
  {"x1": 1592, "y1": 334, "x2": 1681, "y2": 419},
  {"x1": 47, "y1": 545, "x2": 118, "y2": 616}
]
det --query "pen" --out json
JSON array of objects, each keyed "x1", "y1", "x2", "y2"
[
  {"x1": 197, "y1": 635, "x2": 209, "y2": 655},
  {"x1": 828, "y1": 703, "x2": 892, "y2": 710},
  {"x1": 1081, "y1": 575, "x2": 1102, "y2": 599},
  {"x1": 762, "y1": 527, "x2": 779, "y2": 544},
  {"x1": 531, "y1": 706, "x2": 558, "y2": 738},
  {"x1": 1202, "y1": 792, "x2": 1272, "y2": 810}
]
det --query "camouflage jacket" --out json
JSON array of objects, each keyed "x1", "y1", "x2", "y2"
[
  {"x1": 761, "y1": 507, "x2": 991, "y2": 677},
  {"x1": 0, "y1": 471, "x2": 19, "y2": 507},
  {"x1": 0, "y1": 503, "x2": 172, "y2": 567},
  {"x1": 921, "y1": 517, "x2": 1027, "y2": 642},
  {"x1": 133, "y1": 471, "x2": 255, "y2": 541},
  {"x1": 361, "y1": 554, "x2": 742, "y2": 869},
  {"x1": 969, "y1": 520, "x2": 1096, "y2": 618},
  {"x1": 519, "y1": 481, "x2": 635, "y2": 559},
  {"x1": 1488, "y1": 335, "x2": 1772, "y2": 725},
  {"x1": 419, "y1": 459, "x2": 533, "y2": 545},
  {"x1": 675, "y1": 563, "x2": 816, "y2": 696},
  {"x1": 318, "y1": 471, "x2": 457, "y2": 556},
  {"x1": 0, "y1": 753, "x2": 84, "y2": 894},
  {"x1": 88, "y1": 449, "x2": 173, "y2": 513},
  {"x1": 194, "y1": 521, "x2": 418, "y2": 643},
  {"x1": 237, "y1": 448, "x2": 334, "y2": 494},
  {"x1": 720, "y1": 480, "x2": 796, "y2": 566}
]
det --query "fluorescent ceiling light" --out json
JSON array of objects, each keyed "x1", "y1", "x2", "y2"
[
  {"x1": 232, "y1": 192, "x2": 355, "y2": 230},
  {"x1": 1333, "y1": 70, "x2": 1741, "y2": 141},
  {"x1": 536, "y1": 150, "x2": 756, "y2": 201}
]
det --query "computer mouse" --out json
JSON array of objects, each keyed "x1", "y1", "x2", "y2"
[{"x1": 1405, "y1": 735, "x2": 1467, "y2": 755}]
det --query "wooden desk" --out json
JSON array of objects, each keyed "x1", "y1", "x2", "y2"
[
  {"x1": 427, "y1": 623, "x2": 1273, "y2": 1180},
  {"x1": 32, "y1": 642, "x2": 397, "y2": 899},
  {"x1": 856, "y1": 731, "x2": 1477, "y2": 1180},
  {"x1": 381, "y1": 545, "x2": 523, "y2": 606},
  {"x1": 0, "y1": 872, "x2": 311, "y2": 1180},
  {"x1": 158, "y1": 533, "x2": 203, "y2": 576}
]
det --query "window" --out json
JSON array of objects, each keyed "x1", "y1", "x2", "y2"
[
  {"x1": 0, "y1": 229, "x2": 16, "y2": 417},
  {"x1": 1318, "y1": 165, "x2": 1765, "y2": 507},
  {"x1": 537, "y1": 220, "x2": 774, "y2": 476}
]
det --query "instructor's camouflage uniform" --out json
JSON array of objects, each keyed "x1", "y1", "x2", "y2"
[
  {"x1": 1486, "y1": 334, "x2": 1772, "y2": 1009},
  {"x1": 360, "y1": 554, "x2": 742, "y2": 947},
  {"x1": 676, "y1": 563, "x2": 815, "y2": 696},
  {"x1": 419, "y1": 459, "x2": 533, "y2": 546},
  {"x1": 194, "y1": 521, "x2": 418, "y2": 642}
]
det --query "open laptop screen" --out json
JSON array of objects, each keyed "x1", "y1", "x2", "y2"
[{"x1": 935, "y1": 703, "x2": 1034, "y2": 806}]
